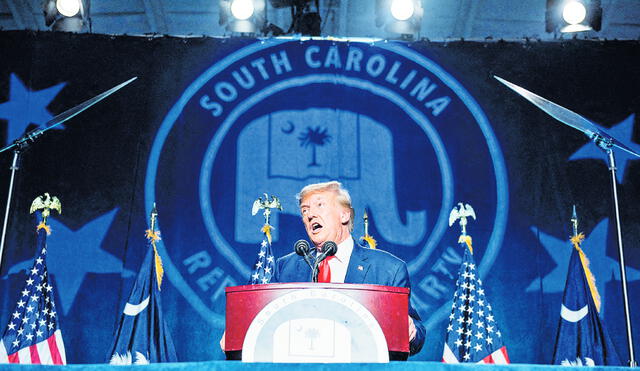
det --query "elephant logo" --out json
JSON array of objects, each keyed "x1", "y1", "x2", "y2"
[
  {"x1": 235, "y1": 108, "x2": 427, "y2": 247},
  {"x1": 146, "y1": 39, "x2": 509, "y2": 334}
]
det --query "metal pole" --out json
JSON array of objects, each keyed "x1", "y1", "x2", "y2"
[
  {"x1": 0, "y1": 149, "x2": 20, "y2": 273},
  {"x1": 607, "y1": 149, "x2": 636, "y2": 367}
]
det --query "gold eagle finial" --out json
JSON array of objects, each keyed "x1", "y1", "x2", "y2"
[
  {"x1": 448, "y1": 202, "x2": 476, "y2": 236},
  {"x1": 251, "y1": 193, "x2": 282, "y2": 244},
  {"x1": 449, "y1": 202, "x2": 476, "y2": 253},
  {"x1": 30, "y1": 193, "x2": 62, "y2": 225}
]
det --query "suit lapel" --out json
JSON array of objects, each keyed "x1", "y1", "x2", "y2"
[{"x1": 344, "y1": 241, "x2": 370, "y2": 283}]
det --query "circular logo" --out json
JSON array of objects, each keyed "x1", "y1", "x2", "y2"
[
  {"x1": 146, "y1": 39, "x2": 508, "y2": 332},
  {"x1": 242, "y1": 289, "x2": 388, "y2": 362}
]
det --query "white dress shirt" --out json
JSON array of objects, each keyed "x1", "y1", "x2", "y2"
[{"x1": 326, "y1": 237, "x2": 353, "y2": 283}]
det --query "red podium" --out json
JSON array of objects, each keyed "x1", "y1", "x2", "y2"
[{"x1": 224, "y1": 283, "x2": 410, "y2": 362}]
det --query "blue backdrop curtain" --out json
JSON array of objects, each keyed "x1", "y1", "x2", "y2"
[{"x1": 0, "y1": 31, "x2": 638, "y2": 364}]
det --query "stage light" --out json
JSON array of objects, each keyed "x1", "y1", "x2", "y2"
[
  {"x1": 230, "y1": 0, "x2": 255, "y2": 20},
  {"x1": 562, "y1": 1, "x2": 586, "y2": 24},
  {"x1": 546, "y1": 0, "x2": 602, "y2": 33},
  {"x1": 390, "y1": 0, "x2": 414, "y2": 21},
  {"x1": 219, "y1": 0, "x2": 266, "y2": 34},
  {"x1": 56, "y1": 0, "x2": 81, "y2": 17},
  {"x1": 376, "y1": 0, "x2": 423, "y2": 39},
  {"x1": 43, "y1": 0, "x2": 90, "y2": 32}
]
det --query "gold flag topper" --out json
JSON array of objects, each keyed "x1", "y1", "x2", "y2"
[
  {"x1": 145, "y1": 203, "x2": 164, "y2": 290},
  {"x1": 252, "y1": 193, "x2": 282, "y2": 244},
  {"x1": 449, "y1": 202, "x2": 476, "y2": 253},
  {"x1": 568, "y1": 206, "x2": 602, "y2": 312},
  {"x1": 361, "y1": 209, "x2": 377, "y2": 249},
  {"x1": 30, "y1": 193, "x2": 61, "y2": 230}
]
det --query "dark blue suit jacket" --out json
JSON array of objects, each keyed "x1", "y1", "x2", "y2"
[{"x1": 272, "y1": 240, "x2": 426, "y2": 356}]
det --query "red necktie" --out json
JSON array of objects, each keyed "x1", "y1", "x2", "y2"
[{"x1": 318, "y1": 256, "x2": 336, "y2": 283}]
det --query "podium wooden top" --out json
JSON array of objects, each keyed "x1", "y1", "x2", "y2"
[{"x1": 225, "y1": 282, "x2": 410, "y2": 294}]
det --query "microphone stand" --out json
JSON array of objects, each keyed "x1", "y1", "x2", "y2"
[
  {"x1": 495, "y1": 76, "x2": 638, "y2": 367},
  {"x1": 602, "y1": 142, "x2": 636, "y2": 367},
  {"x1": 0, "y1": 77, "x2": 137, "y2": 274},
  {"x1": 0, "y1": 146, "x2": 23, "y2": 274},
  {"x1": 312, "y1": 252, "x2": 322, "y2": 283}
]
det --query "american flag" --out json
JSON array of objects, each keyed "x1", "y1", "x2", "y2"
[
  {"x1": 250, "y1": 239, "x2": 275, "y2": 284},
  {"x1": 442, "y1": 243, "x2": 509, "y2": 364},
  {"x1": 0, "y1": 225, "x2": 66, "y2": 365}
]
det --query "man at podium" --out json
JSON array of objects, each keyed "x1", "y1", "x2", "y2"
[{"x1": 272, "y1": 181, "x2": 426, "y2": 356}]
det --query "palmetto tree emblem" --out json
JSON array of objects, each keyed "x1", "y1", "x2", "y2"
[
  {"x1": 298, "y1": 126, "x2": 332, "y2": 167},
  {"x1": 304, "y1": 328, "x2": 320, "y2": 350}
]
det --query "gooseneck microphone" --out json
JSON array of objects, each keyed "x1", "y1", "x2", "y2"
[
  {"x1": 294, "y1": 239, "x2": 314, "y2": 271},
  {"x1": 312, "y1": 241, "x2": 338, "y2": 282}
]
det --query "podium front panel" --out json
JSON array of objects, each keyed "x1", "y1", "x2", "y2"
[{"x1": 224, "y1": 283, "x2": 410, "y2": 360}]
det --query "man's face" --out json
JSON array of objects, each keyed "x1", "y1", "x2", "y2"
[{"x1": 300, "y1": 190, "x2": 350, "y2": 249}]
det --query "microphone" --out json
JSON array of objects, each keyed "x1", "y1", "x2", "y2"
[
  {"x1": 312, "y1": 241, "x2": 338, "y2": 282},
  {"x1": 321, "y1": 241, "x2": 338, "y2": 257},
  {"x1": 294, "y1": 239, "x2": 314, "y2": 270}
]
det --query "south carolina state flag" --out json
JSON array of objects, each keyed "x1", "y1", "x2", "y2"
[
  {"x1": 551, "y1": 234, "x2": 621, "y2": 366},
  {"x1": 107, "y1": 230, "x2": 177, "y2": 364}
]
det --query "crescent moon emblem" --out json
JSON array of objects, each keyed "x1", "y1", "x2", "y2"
[
  {"x1": 123, "y1": 296, "x2": 150, "y2": 316},
  {"x1": 281, "y1": 121, "x2": 295, "y2": 134},
  {"x1": 560, "y1": 303, "x2": 588, "y2": 322}
]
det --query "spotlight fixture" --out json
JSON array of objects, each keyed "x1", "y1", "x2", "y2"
[
  {"x1": 219, "y1": 0, "x2": 266, "y2": 34},
  {"x1": 42, "y1": 0, "x2": 90, "y2": 32},
  {"x1": 390, "y1": 0, "x2": 414, "y2": 21},
  {"x1": 546, "y1": 0, "x2": 602, "y2": 33},
  {"x1": 230, "y1": 0, "x2": 255, "y2": 20},
  {"x1": 376, "y1": 0, "x2": 423, "y2": 39}
]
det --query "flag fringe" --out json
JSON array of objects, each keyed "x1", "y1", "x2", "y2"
[
  {"x1": 146, "y1": 229, "x2": 164, "y2": 290},
  {"x1": 458, "y1": 235, "x2": 473, "y2": 254},
  {"x1": 362, "y1": 235, "x2": 377, "y2": 249},
  {"x1": 36, "y1": 221, "x2": 51, "y2": 235},
  {"x1": 571, "y1": 233, "x2": 601, "y2": 312},
  {"x1": 261, "y1": 224, "x2": 273, "y2": 245}
]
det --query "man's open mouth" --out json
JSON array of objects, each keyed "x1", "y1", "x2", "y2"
[{"x1": 312, "y1": 222, "x2": 322, "y2": 231}]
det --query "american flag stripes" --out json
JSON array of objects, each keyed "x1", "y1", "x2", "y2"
[
  {"x1": 0, "y1": 225, "x2": 66, "y2": 365},
  {"x1": 442, "y1": 243, "x2": 509, "y2": 364}
]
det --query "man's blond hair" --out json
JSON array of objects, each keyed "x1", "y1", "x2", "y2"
[{"x1": 297, "y1": 181, "x2": 355, "y2": 232}]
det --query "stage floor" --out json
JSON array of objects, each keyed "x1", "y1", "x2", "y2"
[{"x1": 0, "y1": 361, "x2": 632, "y2": 370}]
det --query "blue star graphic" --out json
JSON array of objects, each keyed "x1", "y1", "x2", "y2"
[
  {"x1": 569, "y1": 114, "x2": 640, "y2": 183},
  {"x1": 0, "y1": 73, "x2": 66, "y2": 145},
  {"x1": 6, "y1": 209, "x2": 134, "y2": 315},
  {"x1": 527, "y1": 219, "x2": 640, "y2": 306}
]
